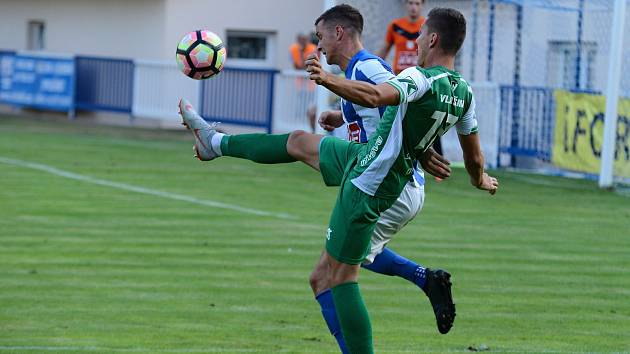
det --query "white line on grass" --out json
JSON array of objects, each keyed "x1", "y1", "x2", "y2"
[{"x1": 0, "y1": 156, "x2": 294, "y2": 220}]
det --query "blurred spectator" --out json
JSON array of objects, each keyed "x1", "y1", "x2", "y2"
[
  {"x1": 290, "y1": 33, "x2": 317, "y2": 69},
  {"x1": 289, "y1": 33, "x2": 318, "y2": 132},
  {"x1": 377, "y1": 0, "x2": 442, "y2": 174},
  {"x1": 377, "y1": 0, "x2": 426, "y2": 75}
]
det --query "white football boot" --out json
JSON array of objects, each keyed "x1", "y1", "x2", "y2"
[{"x1": 178, "y1": 98, "x2": 221, "y2": 161}]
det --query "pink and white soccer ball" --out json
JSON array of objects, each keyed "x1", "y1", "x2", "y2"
[{"x1": 176, "y1": 30, "x2": 226, "y2": 80}]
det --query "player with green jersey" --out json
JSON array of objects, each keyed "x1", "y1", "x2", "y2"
[
  {"x1": 307, "y1": 8, "x2": 497, "y2": 353},
  {"x1": 179, "y1": 7, "x2": 498, "y2": 353}
]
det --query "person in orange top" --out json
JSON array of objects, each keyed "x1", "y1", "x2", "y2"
[
  {"x1": 378, "y1": 0, "x2": 444, "y2": 175},
  {"x1": 289, "y1": 33, "x2": 317, "y2": 69},
  {"x1": 289, "y1": 33, "x2": 318, "y2": 131},
  {"x1": 377, "y1": 0, "x2": 426, "y2": 74}
]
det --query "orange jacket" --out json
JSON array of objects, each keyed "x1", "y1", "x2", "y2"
[
  {"x1": 385, "y1": 17, "x2": 425, "y2": 74},
  {"x1": 289, "y1": 42, "x2": 317, "y2": 69}
]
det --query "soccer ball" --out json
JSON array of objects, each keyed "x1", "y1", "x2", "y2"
[{"x1": 176, "y1": 30, "x2": 226, "y2": 80}]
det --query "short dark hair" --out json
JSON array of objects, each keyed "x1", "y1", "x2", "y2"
[
  {"x1": 315, "y1": 4, "x2": 364, "y2": 36},
  {"x1": 425, "y1": 8, "x2": 466, "y2": 55}
]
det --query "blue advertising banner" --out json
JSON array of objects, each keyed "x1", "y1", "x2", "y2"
[{"x1": 0, "y1": 54, "x2": 75, "y2": 111}]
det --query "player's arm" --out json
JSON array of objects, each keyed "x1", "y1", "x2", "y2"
[
  {"x1": 318, "y1": 110, "x2": 344, "y2": 131},
  {"x1": 457, "y1": 95, "x2": 498, "y2": 194},
  {"x1": 376, "y1": 41, "x2": 393, "y2": 60},
  {"x1": 305, "y1": 54, "x2": 399, "y2": 108},
  {"x1": 458, "y1": 133, "x2": 493, "y2": 191},
  {"x1": 419, "y1": 147, "x2": 451, "y2": 179}
]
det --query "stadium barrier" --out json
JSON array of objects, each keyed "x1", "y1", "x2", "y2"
[
  {"x1": 441, "y1": 82, "x2": 501, "y2": 168},
  {"x1": 273, "y1": 70, "x2": 317, "y2": 133},
  {"x1": 0, "y1": 50, "x2": 16, "y2": 105},
  {"x1": 75, "y1": 56, "x2": 134, "y2": 113},
  {"x1": 133, "y1": 60, "x2": 201, "y2": 121},
  {"x1": 199, "y1": 67, "x2": 277, "y2": 133},
  {"x1": 499, "y1": 86, "x2": 556, "y2": 162}
]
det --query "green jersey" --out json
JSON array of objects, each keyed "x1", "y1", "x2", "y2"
[{"x1": 349, "y1": 66, "x2": 478, "y2": 199}]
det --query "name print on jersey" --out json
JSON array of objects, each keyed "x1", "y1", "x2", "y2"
[{"x1": 440, "y1": 94, "x2": 465, "y2": 108}]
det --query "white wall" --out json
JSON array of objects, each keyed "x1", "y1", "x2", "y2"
[
  {"x1": 0, "y1": 0, "x2": 166, "y2": 59},
  {"x1": 0, "y1": 0, "x2": 323, "y2": 69},
  {"x1": 163, "y1": 0, "x2": 323, "y2": 69}
]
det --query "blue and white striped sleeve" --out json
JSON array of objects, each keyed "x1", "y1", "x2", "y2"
[{"x1": 354, "y1": 59, "x2": 395, "y2": 85}]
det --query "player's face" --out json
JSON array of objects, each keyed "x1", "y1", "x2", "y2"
[
  {"x1": 315, "y1": 21, "x2": 339, "y2": 65},
  {"x1": 406, "y1": 0, "x2": 422, "y2": 19}
]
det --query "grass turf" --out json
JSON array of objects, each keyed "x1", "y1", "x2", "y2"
[{"x1": 0, "y1": 114, "x2": 628, "y2": 353}]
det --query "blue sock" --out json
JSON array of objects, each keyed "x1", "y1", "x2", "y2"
[
  {"x1": 362, "y1": 248, "x2": 427, "y2": 289},
  {"x1": 315, "y1": 289, "x2": 349, "y2": 354}
]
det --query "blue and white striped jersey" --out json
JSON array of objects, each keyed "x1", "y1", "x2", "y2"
[{"x1": 341, "y1": 49, "x2": 424, "y2": 186}]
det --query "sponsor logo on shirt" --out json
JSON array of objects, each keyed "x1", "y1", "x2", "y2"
[
  {"x1": 347, "y1": 121, "x2": 362, "y2": 142},
  {"x1": 360, "y1": 135, "x2": 383, "y2": 167}
]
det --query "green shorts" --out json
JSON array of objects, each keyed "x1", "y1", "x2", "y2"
[{"x1": 319, "y1": 136, "x2": 396, "y2": 264}]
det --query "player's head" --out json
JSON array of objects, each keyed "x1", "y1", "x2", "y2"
[
  {"x1": 406, "y1": 0, "x2": 425, "y2": 21},
  {"x1": 416, "y1": 7, "x2": 466, "y2": 66},
  {"x1": 314, "y1": 4, "x2": 363, "y2": 65}
]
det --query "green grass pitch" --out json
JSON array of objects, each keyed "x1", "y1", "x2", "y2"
[{"x1": 0, "y1": 114, "x2": 629, "y2": 353}]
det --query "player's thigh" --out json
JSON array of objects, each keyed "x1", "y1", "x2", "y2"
[
  {"x1": 286, "y1": 130, "x2": 324, "y2": 170},
  {"x1": 364, "y1": 183, "x2": 425, "y2": 263},
  {"x1": 325, "y1": 179, "x2": 395, "y2": 265},
  {"x1": 318, "y1": 136, "x2": 362, "y2": 187}
]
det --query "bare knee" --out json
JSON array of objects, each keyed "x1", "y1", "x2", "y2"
[
  {"x1": 329, "y1": 263, "x2": 360, "y2": 288},
  {"x1": 287, "y1": 130, "x2": 308, "y2": 159},
  {"x1": 309, "y1": 265, "x2": 329, "y2": 295}
]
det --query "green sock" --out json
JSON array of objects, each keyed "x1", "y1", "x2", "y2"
[
  {"x1": 220, "y1": 134, "x2": 297, "y2": 164},
  {"x1": 331, "y1": 282, "x2": 373, "y2": 354}
]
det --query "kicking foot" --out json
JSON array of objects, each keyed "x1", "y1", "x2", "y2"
[
  {"x1": 424, "y1": 268, "x2": 456, "y2": 334},
  {"x1": 178, "y1": 98, "x2": 221, "y2": 161}
]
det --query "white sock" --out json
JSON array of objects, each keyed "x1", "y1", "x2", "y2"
[{"x1": 211, "y1": 132, "x2": 225, "y2": 156}]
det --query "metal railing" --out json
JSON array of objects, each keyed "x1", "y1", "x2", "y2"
[
  {"x1": 273, "y1": 70, "x2": 317, "y2": 133},
  {"x1": 133, "y1": 60, "x2": 200, "y2": 121},
  {"x1": 499, "y1": 85, "x2": 556, "y2": 162},
  {"x1": 75, "y1": 56, "x2": 134, "y2": 113},
  {"x1": 200, "y1": 67, "x2": 277, "y2": 133}
]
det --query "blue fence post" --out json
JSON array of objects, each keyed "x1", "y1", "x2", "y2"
[
  {"x1": 265, "y1": 71, "x2": 276, "y2": 133},
  {"x1": 510, "y1": 3, "x2": 523, "y2": 166},
  {"x1": 575, "y1": 0, "x2": 585, "y2": 90},
  {"x1": 487, "y1": 0, "x2": 495, "y2": 82}
]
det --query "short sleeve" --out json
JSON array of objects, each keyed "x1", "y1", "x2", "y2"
[
  {"x1": 385, "y1": 67, "x2": 431, "y2": 104},
  {"x1": 456, "y1": 89, "x2": 479, "y2": 135},
  {"x1": 355, "y1": 59, "x2": 395, "y2": 85}
]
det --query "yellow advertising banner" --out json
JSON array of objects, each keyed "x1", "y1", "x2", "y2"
[{"x1": 553, "y1": 90, "x2": 630, "y2": 178}]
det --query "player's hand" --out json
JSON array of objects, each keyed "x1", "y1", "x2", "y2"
[
  {"x1": 318, "y1": 110, "x2": 344, "y2": 131},
  {"x1": 419, "y1": 147, "x2": 451, "y2": 179},
  {"x1": 305, "y1": 54, "x2": 329, "y2": 85},
  {"x1": 477, "y1": 173, "x2": 499, "y2": 195}
]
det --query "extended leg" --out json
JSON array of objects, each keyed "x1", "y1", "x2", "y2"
[{"x1": 179, "y1": 98, "x2": 323, "y2": 168}]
